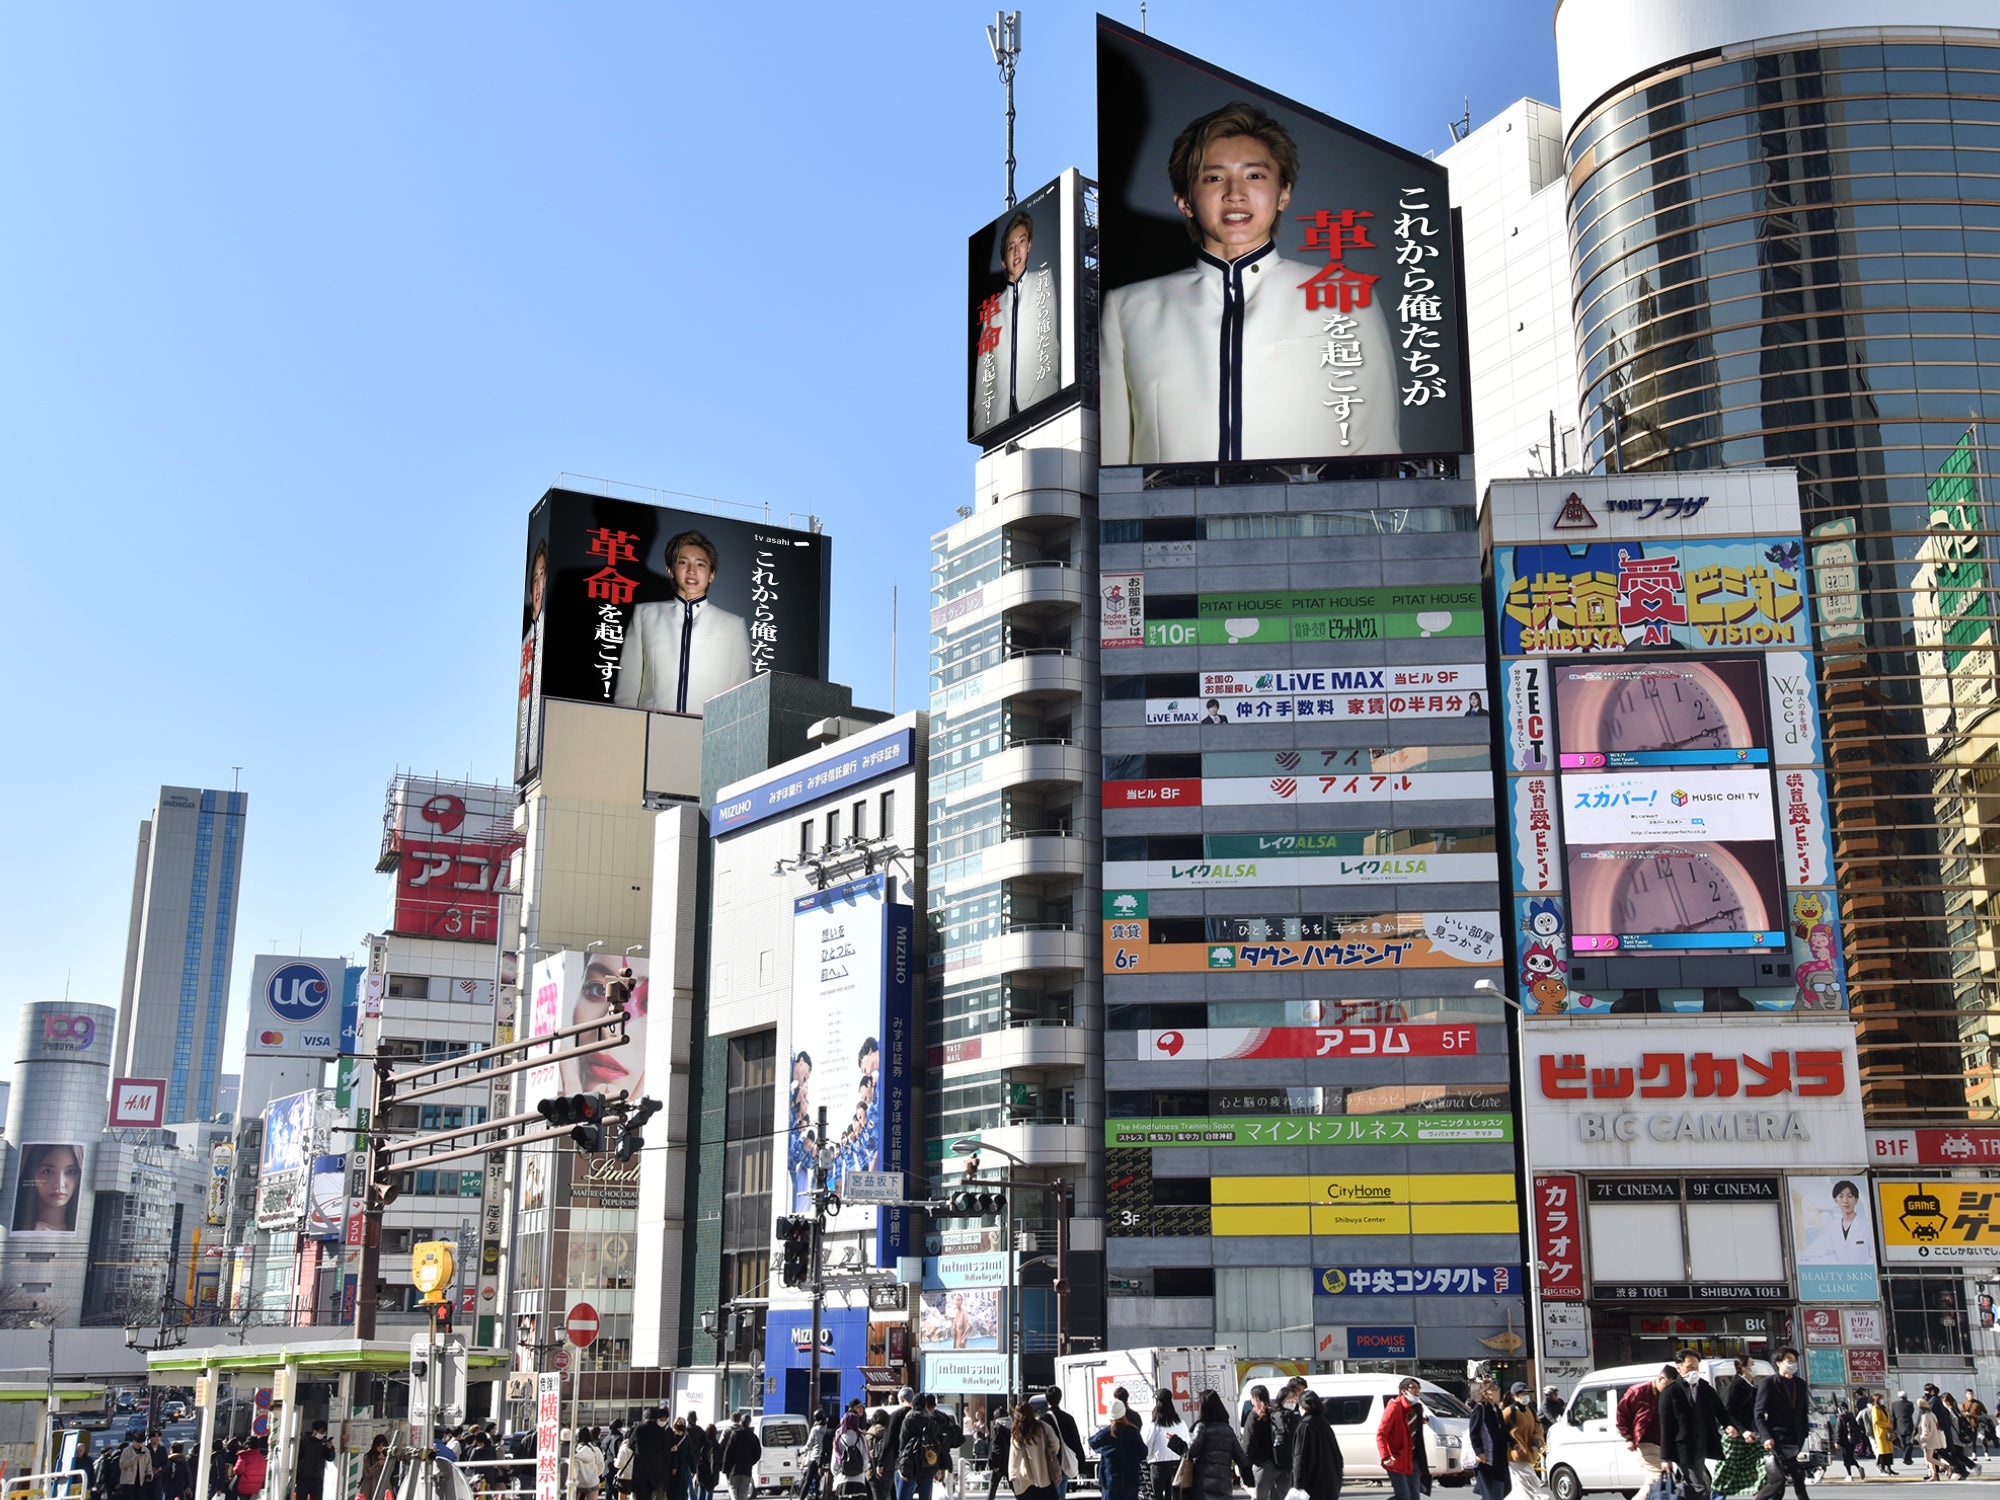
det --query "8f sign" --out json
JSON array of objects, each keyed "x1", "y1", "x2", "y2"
[{"x1": 267, "y1": 964, "x2": 332, "y2": 1022}]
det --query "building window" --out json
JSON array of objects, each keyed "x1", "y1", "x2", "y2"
[
  {"x1": 386, "y1": 974, "x2": 430, "y2": 1000},
  {"x1": 826, "y1": 809, "x2": 841, "y2": 848},
  {"x1": 853, "y1": 800, "x2": 868, "y2": 842},
  {"x1": 880, "y1": 789, "x2": 896, "y2": 839},
  {"x1": 801, "y1": 819, "x2": 815, "y2": 856},
  {"x1": 1887, "y1": 1276, "x2": 1966, "y2": 1358}
]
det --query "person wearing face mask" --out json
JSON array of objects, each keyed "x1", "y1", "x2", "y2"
[
  {"x1": 1750, "y1": 1349, "x2": 1812, "y2": 1500},
  {"x1": 1661, "y1": 1351, "x2": 1727, "y2": 1500},
  {"x1": 613, "y1": 530, "x2": 754, "y2": 716}
]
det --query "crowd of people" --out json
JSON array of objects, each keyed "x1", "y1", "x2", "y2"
[{"x1": 1603, "y1": 1348, "x2": 1997, "y2": 1499}]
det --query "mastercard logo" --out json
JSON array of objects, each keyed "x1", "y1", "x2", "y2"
[{"x1": 259, "y1": 1031, "x2": 285, "y2": 1045}]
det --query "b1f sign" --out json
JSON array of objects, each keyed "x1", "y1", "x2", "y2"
[
  {"x1": 246, "y1": 955, "x2": 345, "y2": 1057},
  {"x1": 108, "y1": 1078, "x2": 167, "y2": 1129}
]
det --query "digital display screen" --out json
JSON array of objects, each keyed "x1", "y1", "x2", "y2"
[
  {"x1": 1566, "y1": 842, "x2": 1786, "y2": 952},
  {"x1": 1554, "y1": 658, "x2": 1770, "y2": 767}
]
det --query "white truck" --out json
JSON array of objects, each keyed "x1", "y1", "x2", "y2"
[{"x1": 1056, "y1": 1345, "x2": 1242, "y2": 1428}]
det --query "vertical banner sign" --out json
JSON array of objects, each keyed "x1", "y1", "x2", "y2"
[
  {"x1": 789, "y1": 875, "x2": 917, "y2": 1263},
  {"x1": 1534, "y1": 1175, "x2": 1586, "y2": 1299},
  {"x1": 535, "y1": 1373, "x2": 562, "y2": 1500}
]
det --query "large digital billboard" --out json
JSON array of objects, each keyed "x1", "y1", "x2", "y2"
[
  {"x1": 525, "y1": 950, "x2": 652, "y2": 1101},
  {"x1": 516, "y1": 489, "x2": 831, "y2": 777},
  {"x1": 788, "y1": 874, "x2": 916, "y2": 1260},
  {"x1": 10, "y1": 1143, "x2": 83, "y2": 1234},
  {"x1": 967, "y1": 170, "x2": 1082, "y2": 446},
  {"x1": 1096, "y1": 17, "x2": 1468, "y2": 465}
]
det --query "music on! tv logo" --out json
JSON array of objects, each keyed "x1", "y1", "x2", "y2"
[{"x1": 42, "y1": 1013, "x2": 97, "y2": 1053}]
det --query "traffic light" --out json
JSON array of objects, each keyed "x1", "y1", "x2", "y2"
[
  {"x1": 776, "y1": 1215, "x2": 813, "y2": 1288},
  {"x1": 536, "y1": 1093, "x2": 610, "y2": 1150},
  {"x1": 433, "y1": 1300, "x2": 453, "y2": 1335},
  {"x1": 947, "y1": 1185, "x2": 1006, "y2": 1215},
  {"x1": 616, "y1": 1097, "x2": 662, "y2": 1162}
]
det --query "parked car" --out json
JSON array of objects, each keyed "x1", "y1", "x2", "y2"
[{"x1": 1544, "y1": 1358, "x2": 1772, "y2": 1500}]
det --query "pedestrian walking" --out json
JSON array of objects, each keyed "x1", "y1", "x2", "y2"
[
  {"x1": 1089, "y1": 1401, "x2": 1146, "y2": 1500},
  {"x1": 719, "y1": 1414, "x2": 762, "y2": 1500},
  {"x1": 1539, "y1": 1390, "x2": 1566, "y2": 1430},
  {"x1": 232, "y1": 1440, "x2": 268, "y2": 1500},
  {"x1": 985, "y1": 1403, "x2": 1013, "y2": 1500},
  {"x1": 1288, "y1": 1391, "x2": 1342, "y2": 1500},
  {"x1": 1501, "y1": 1384, "x2": 1547, "y2": 1500},
  {"x1": 160, "y1": 1445, "x2": 192, "y2": 1500},
  {"x1": 1749, "y1": 1348, "x2": 1811, "y2": 1500},
  {"x1": 1936, "y1": 1393, "x2": 1974, "y2": 1478},
  {"x1": 1007, "y1": 1399, "x2": 1061, "y2": 1500},
  {"x1": 1918, "y1": 1399, "x2": 1947, "y2": 1481},
  {"x1": 1869, "y1": 1395, "x2": 1895, "y2": 1476},
  {"x1": 1834, "y1": 1404, "x2": 1863, "y2": 1480},
  {"x1": 1467, "y1": 1381, "x2": 1513, "y2": 1500},
  {"x1": 868, "y1": 1410, "x2": 896, "y2": 1500},
  {"x1": 633, "y1": 1410, "x2": 676, "y2": 1500},
  {"x1": 1144, "y1": 1393, "x2": 1187, "y2": 1500},
  {"x1": 1377, "y1": 1380, "x2": 1425, "y2": 1500},
  {"x1": 1240, "y1": 1387, "x2": 1285, "y2": 1500},
  {"x1": 1661, "y1": 1352, "x2": 1726, "y2": 1500},
  {"x1": 833, "y1": 1410, "x2": 873, "y2": 1499},
  {"x1": 1713, "y1": 1359, "x2": 1763, "y2": 1498},
  {"x1": 1042, "y1": 1391, "x2": 1083, "y2": 1500},
  {"x1": 575, "y1": 1430, "x2": 607, "y2": 1500},
  {"x1": 1186, "y1": 1392, "x2": 1251, "y2": 1500},
  {"x1": 361, "y1": 1437, "x2": 390, "y2": 1500},
  {"x1": 1895, "y1": 1392, "x2": 1918, "y2": 1467},
  {"x1": 1615, "y1": 1369, "x2": 1670, "y2": 1492}
]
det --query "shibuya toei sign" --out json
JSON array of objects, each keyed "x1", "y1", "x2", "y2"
[{"x1": 1526, "y1": 1019, "x2": 1864, "y2": 1170}]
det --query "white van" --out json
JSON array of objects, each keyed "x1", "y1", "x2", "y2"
[
  {"x1": 753, "y1": 1413, "x2": 810, "y2": 1495},
  {"x1": 1544, "y1": 1359, "x2": 1772, "y2": 1500},
  {"x1": 1291, "y1": 1375, "x2": 1471, "y2": 1483}
]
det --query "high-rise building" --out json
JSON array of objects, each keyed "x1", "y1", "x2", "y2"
[
  {"x1": 115, "y1": 786, "x2": 249, "y2": 1123},
  {"x1": 926, "y1": 427, "x2": 1105, "y2": 1386},
  {"x1": 1550, "y1": 0, "x2": 2000, "y2": 1118}
]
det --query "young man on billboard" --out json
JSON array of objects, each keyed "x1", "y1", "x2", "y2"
[
  {"x1": 613, "y1": 531, "x2": 754, "y2": 715},
  {"x1": 974, "y1": 209, "x2": 1062, "y2": 436},
  {"x1": 1100, "y1": 101, "x2": 1396, "y2": 466}
]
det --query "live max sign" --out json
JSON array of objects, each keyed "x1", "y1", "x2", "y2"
[{"x1": 1870, "y1": 1128, "x2": 2000, "y2": 1166}]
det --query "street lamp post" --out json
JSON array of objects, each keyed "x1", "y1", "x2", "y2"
[
  {"x1": 32, "y1": 1314, "x2": 55, "y2": 1486},
  {"x1": 1473, "y1": 977, "x2": 1542, "y2": 1389}
]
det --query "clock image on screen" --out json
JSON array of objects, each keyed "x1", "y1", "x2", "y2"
[
  {"x1": 1567, "y1": 840, "x2": 1785, "y2": 950},
  {"x1": 1554, "y1": 658, "x2": 1770, "y2": 767}
]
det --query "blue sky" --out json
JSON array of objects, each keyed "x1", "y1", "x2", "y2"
[{"x1": 0, "y1": 4, "x2": 1558, "y2": 1083}]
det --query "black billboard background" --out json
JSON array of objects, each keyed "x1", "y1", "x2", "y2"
[
  {"x1": 966, "y1": 172, "x2": 1078, "y2": 447},
  {"x1": 522, "y1": 488, "x2": 830, "y2": 712},
  {"x1": 1096, "y1": 16, "x2": 1470, "y2": 460}
]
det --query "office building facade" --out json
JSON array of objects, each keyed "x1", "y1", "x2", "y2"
[
  {"x1": 115, "y1": 786, "x2": 249, "y2": 1124},
  {"x1": 1552, "y1": 0, "x2": 2000, "y2": 1120}
]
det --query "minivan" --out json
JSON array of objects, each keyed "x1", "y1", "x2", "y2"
[
  {"x1": 1291, "y1": 1375, "x2": 1471, "y2": 1482},
  {"x1": 1545, "y1": 1358, "x2": 1772, "y2": 1500},
  {"x1": 753, "y1": 1413, "x2": 810, "y2": 1495}
]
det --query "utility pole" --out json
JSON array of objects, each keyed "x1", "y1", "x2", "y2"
[
  {"x1": 986, "y1": 11, "x2": 1022, "y2": 209},
  {"x1": 807, "y1": 1104, "x2": 829, "y2": 1415}
]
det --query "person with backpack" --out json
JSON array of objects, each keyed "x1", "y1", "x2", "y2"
[
  {"x1": 159, "y1": 1443, "x2": 193, "y2": 1500},
  {"x1": 1240, "y1": 1387, "x2": 1284, "y2": 1500},
  {"x1": 893, "y1": 1392, "x2": 941, "y2": 1500},
  {"x1": 833, "y1": 1410, "x2": 873, "y2": 1497},
  {"x1": 719, "y1": 1414, "x2": 762, "y2": 1500},
  {"x1": 928, "y1": 1397, "x2": 964, "y2": 1489}
]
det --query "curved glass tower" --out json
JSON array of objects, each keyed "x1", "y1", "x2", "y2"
[{"x1": 1558, "y1": 5, "x2": 2000, "y2": 1119}]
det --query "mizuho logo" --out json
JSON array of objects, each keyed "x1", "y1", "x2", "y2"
[{"x1": 267, "y1": 963, "x2": 331, "y2": 1023}]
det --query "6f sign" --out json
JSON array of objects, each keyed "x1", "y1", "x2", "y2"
[{"x1": 267, "y1": 963, "x2": 331, "y2": 1022}]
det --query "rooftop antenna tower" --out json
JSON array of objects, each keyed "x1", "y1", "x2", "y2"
[{"x1": 987, "y1": 10, "x2": 1023, "y2": 208}]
